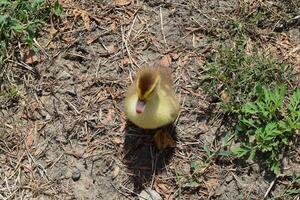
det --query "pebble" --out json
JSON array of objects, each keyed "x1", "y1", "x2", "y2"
[
  {"x1": 66, "y1": 88, "x2": 77, "y2": 97},
  {"x1": 139, "y1": 188, "x2": 162, "y2": 200},
  {"x1": 72, "y1": 169, "x2": 81, "y2": 182},
  {"x1": 225, "y1": 175, "x2": 233, "y2": 183},
  {"x1": 45, "y1": 113, "x2": 52, "y2": 121},
  {"x1": 58, "y1": 71, "x2": 72, "y2": 80}
]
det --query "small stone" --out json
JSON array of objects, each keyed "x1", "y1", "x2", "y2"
[
  {"x1": 72, "y1": 169, "x2": 81, "y2": 182},
  {"x1": 58, "y1": 71, "x2": 72, "y2": 80},
  {"x1": 36, "y1": 88, "x2": 43, "y2": 96},
  {"x1": 66, "y1": 88, "x2": 77, "y2": 97},
  {"x1": 182, "y1": 163, "x2": 191, "y2": 174},
  {"x1": 225, "y1": 175, "x2": 233, "y2": 183},
  {"x1": 112, "y1": 166, "x2": 120, "y2": 179},
  {"x1": 45, "y1": 114, "x2": 52, "y2": 121},
  {"x1": 139, "y1": 188, "x2": 162, "y2": 200}
]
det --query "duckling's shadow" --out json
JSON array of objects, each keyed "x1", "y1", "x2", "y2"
[{"x1": 123, "y1": 122, "x2": 177, "y2": 193}]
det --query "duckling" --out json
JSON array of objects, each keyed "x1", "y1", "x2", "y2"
[{"x1": 124, "y1": 65, "x2": 179, "y2": 149}]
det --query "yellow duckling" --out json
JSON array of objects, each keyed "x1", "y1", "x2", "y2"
[{"x1": 124, "y1": 65, "x2": 179, "y2": 149}]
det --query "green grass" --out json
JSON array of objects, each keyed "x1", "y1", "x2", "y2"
[
  {"x1": 280, "y1": 176, "x2": 300, "y2": 198},
  {"x1": 281, "y1": 175, "x2": 300, "y2": 198},
  {"x1": 202, "y1": 0, "x2": 298, "y2": 175},
  {"x1": 223, "y1": 1, "x2": 300, "y2": 38},
  {"x1": 203, "y1": 36, "x2": 297, "y2": 173},
  {"x1": 0, "y1": 86, "x2": 20, "y2": 105},
  {"x1": 233, "y1": 85, "x2": 300, "y2": 174},
  {"x1": 204, "y1": 40, "x2": 294, "y2": 113},
  {"x1": 266, "y1": 176, "x2": 300, "y2": 199},
  {"x1": 0, "y1": 0, "x2": 62, "y2": 81}
]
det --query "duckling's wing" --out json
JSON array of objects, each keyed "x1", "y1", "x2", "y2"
[
  {"x1": 157, "y1": 65, "x2": 178, "y2": 98},
  {"x1": 124, "y1": 81, "x2": 136, "y2": 114},
  {"x1": 157, "y1": 65, "x2": 180, "y2": 117},
  {"x1": 158, "y1": 65, "x2": 173, "y2": 87}
]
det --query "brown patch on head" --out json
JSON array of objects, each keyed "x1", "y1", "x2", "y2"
[{"x1": 137, "y1": 69, "x2": 159, "y2": 99}]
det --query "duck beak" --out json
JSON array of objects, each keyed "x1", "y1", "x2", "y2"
[{"x1": 136, "y1": 100, "x2": 146, "y2": 114}]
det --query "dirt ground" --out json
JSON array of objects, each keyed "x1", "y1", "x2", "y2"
[{"x1": 0, "y1": 0, "x2": 300, "y2": 199}]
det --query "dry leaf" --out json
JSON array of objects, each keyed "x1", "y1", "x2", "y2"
[
  {"x1": 112, "y1": 166, "x2": 120, "y2": 179},
  {"x1": 107, "y1": 43, "x2": 116, "y2": 54},
  {"x1": 34, "y1": 142, "x2": 48, "y2": 157},
  {"x1": 170, "y1": 52, "x2": 181, "y2": 60},
  {"x1": 115, "y1": 0, "x2": 131, "y2": 6},
  {"x1": 220, "y1": 90, "x2": 230, "y2": 103},
  {"x1": 73, "y1": 9, "x2": 90, "y2": 30},
  {"x1": 151, "y1": 37, "x2": 160, "y2": 48},
  {"x1": 62, "y1": 36, "x2": 76, "y2": 43},
  {"x1": 205, "y1": 178, "x2": 220, "y2": 192},
  {"x1": 154, "y1": 180, "x2": 172, "y2": 199},
  {"x1": 155, "y1": 182, "x2": 169, "y2": 195},
  {"x1": 245, "y1": 37, "x2": 253, "y2": 56},
  {"x1": 24, "y1": 50, "x2": 38, "y2": 65},
  {"x1": 107, "y1": 109, "x2": 114, "y2": 122},
  {"x1": 110, "y1": 22, "x2": 117, "y2": 32},
  {"x1": 86, "y1": 35, "x2": 99, "y2": 45},
  {"x1": 50, "y1": 15, "x2": 58, "y2": 37},
  {"x1": 119, "y1": 118, "x2": 126, "y2": 132},
  {"x1": 159, "y1": 54, "x2": 172, "y2": 68},
  {"x1": 26, "y1": 128, "x2": 34, "y2": 147},
  {"x1": 22, "y1": 164, "x2": 33, "y2": 173},
  {"x1": 82, "y1": 13, "x2": 90, "y2": 30},
  {"x1": 296, "y1": 64, "x2": 300, "y2": 74},
  {"x1": 195, "y1": 56, "x2": 205, "y2": 66},
  {"x1": 178, "y1": 54, "x2": 190, "y2": 66},
  {"x1": 113, "y1": 137, "x2": 122, "y2": 145},
  {"x1": 199, "y1": 122, "x2": 209, "y2": 133},
  {"x1": 50, "y1": 24, "x2": 58, "y2": 38},
  {"x1": 154, "y1": 129, "x2": 176, "y2": 150},
  {"x1": 122, "y1": 57, "x2": 130, "y2": 65}
]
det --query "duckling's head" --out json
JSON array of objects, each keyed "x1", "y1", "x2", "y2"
[{"x1": 135, "y1": 69, "x2": 160, "y2": 114}]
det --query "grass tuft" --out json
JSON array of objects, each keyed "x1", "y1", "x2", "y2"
[
  {"x1": 0, "y1": 0, "x2": 63, "y2": 81},
  {"x1": 234, "y1": 85, "x2": 300, "y2": 174},
  {"x1": 204, "y1": 40, "x2": 294, "y2": 113},
  {"x1": 203, "y1": 13, "x2": 296, "y2": 173}
]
